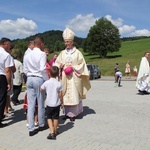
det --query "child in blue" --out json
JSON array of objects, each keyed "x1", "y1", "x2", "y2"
[{"x1": 40, "y1": 66, "x2": 63, "y2": 140}]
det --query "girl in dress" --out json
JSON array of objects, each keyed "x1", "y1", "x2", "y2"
[
  {"x1": 23, "y1": 93, "x2": 38, "y2": 127},
  {"x1": 125, "y1": 61, "x2": 131, "y2": 79}
]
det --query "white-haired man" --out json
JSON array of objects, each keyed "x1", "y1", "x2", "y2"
[{"x1": 55, "y1": 28, "x2": 91, "y2": 121}]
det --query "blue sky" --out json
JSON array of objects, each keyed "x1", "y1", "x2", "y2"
[{"x1": 0, "y1": 0, "x2": 150, "y2": 39}]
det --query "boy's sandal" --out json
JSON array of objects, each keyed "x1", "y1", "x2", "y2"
[
  {"x1": 54, "y1": 131, "x2": 59, "y2": 136},
  {"x1": 47, "y1": 133, "x2": 56, "y2": 140}
]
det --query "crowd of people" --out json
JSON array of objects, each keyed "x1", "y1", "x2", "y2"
[
  {"x1": 114, "y1": 60, "x2": 138, "y2": 87},
  {"x1": 0, "y1": 28, "x2": 91, "y2": 140},
  {"x1": 2, "y1": 27, "x2": 149, "y2": 140},
  {"x1": 113, "y1": 52, "x2": 150, "y2": 95}
]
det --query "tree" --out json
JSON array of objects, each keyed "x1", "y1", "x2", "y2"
[
  {"x1": 12, "y1": 39, "x2": 28, "y2": 62},
  {"x1": 53, "y1": 40, "x2": 65, "y2": 52},
  {"x1": 11, "y1": 30, "x2": 85, "y2": 61},
  {"x1": 83, "y1": 17, "x2": 121, "y2": 58}
]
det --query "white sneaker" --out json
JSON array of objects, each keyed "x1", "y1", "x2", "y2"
[
  {"x1": 26, "y1": 123, "x2": 38, "y2": 127},
  {"x1": 34, "y1": 122, "x2": 38, "y2": 126}
]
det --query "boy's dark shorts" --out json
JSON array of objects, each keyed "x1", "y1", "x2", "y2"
[{"x1": 46, "y1": 105, "x2": 60, "y2": 119}]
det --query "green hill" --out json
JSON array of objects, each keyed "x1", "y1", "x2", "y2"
[
  {"x1": 81, "y1": 38, "x2": 150, "y2": 76},
  {"x1": 12, "y1": 30, "x2": 85, "y2": 60},
  {"x1": 12, "y1": 30, "x2": 150, "y2": 76}
]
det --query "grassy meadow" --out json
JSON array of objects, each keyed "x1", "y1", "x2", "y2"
[{"x1": 49, "y1": 38, "x2": 150, "y2": 76}]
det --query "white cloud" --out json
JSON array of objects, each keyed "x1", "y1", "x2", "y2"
[
  {"x1": 66, "y1": 14, "x2": 138, "y2": 37},
  {"x1": 0, "y1": 18, "x2": 38, "y2": 39},
  {"x1": 103, "y1": 15, "x2": 150, "y2": 37},
  {"x1": 66, "y1": 14, "x2": 99, "y2": 32},
  {"x1": 119, "y1": 25, "x2": 136, "y2": 34},
  {"x1": 104, "y1": 15, "x2": 136, "y2": 36},
  {"x1": 105, "y1": 15, "x2": 123, "y2": 27},
  {"x1": 131, "y1": 29, "x2": 150, "y2": 36}
]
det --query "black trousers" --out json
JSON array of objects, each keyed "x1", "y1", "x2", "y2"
[
  {"x1": 11, "y1": 84, "x2": 22, "y2": 102},
  {"x1": 0, "y1": 75, "x2": 7, "y2": 123}
]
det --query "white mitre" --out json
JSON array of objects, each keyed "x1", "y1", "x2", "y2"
[{"x1": 62, "y1": 28, "x2": 75, "y2": 40}]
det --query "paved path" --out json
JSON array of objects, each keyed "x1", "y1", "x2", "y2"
[{"x1": 1, "y1": 78, "x2": 150, "y2": 150}]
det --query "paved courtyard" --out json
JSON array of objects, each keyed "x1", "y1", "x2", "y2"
[{"x1": 1, "y1": 78, "x2": 150, "y2": 150}]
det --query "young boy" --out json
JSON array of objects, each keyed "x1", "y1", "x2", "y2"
[
  {"x1": 40, "y1": 66, "x2": 63, "y2": 140},
  {"x1": 115, "y1": 68, "x2": 123, "y2": 87}
]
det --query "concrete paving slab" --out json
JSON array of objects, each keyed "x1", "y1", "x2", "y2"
[{"x1": 0, "y1": 79, "x2": 150, "y2": 150}]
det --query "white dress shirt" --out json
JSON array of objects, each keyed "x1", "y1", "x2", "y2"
[
  {"x1": 0, "y1": 47, "x2": 13, "y2": 75},
  {"x1": 24, "y1": 48, "x2": 32, "y2": 56},
  {"x1": 23, "y1": 47, "x2": 48, "y2": 80}
]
